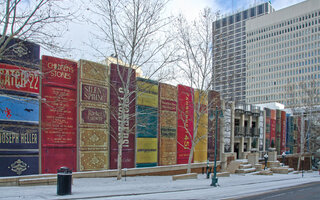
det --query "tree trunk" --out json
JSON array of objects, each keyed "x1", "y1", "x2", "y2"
[
  {"x1": 117, "y1": 141, "x2": 123, "y2": 180},
  {"x1": 116, "y1": 90, "x2": 130, "y2": 180},
  {"x1": 187, "y1": 142, "x2": 195, "y2": 173}
]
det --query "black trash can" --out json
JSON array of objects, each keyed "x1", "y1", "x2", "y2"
[{"x1": 57, "y1": 166, "x2": 72, "y2": 195}]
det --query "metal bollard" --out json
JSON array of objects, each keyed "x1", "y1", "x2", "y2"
[{"x1": 57, "y1": 166, "x2": 72, "y2": 195}]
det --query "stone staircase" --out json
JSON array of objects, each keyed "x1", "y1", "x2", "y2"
[
  {"x1": 225, "y1": 154, "x2": 295, "y2": 175},
  {"x1": 234, "y1": 160, "x2": 257, "y2": 174},
  {"x1": 268, "y1": 160, "x2": 294, "y2": 174}
]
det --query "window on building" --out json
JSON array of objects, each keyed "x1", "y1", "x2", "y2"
[
  {"x1": 222, "y1": 18, "x2": 227, "y2": 27},
  {"x1": 236, "y1": 13, "x2": 241, "y2": 22},
  {"x1": 215, "y1": 21, "x2": 221, "y2": 29},
  {"x1": 258, "y1": 5, "x2": 263, "y2": 15},
  {"x1": 229, "y1": 15, "x2": 234, "y2": 25},
  {"x1": 243, "y1": 10, "x2": 248, "y2": 20},
  {"x1": 250, "y1": 7, "x2": 256, "y2": 17}
]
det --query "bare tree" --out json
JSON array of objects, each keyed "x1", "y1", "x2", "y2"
[
  {"x1": 87, "y1": 0, "x2": 176, "y2": 180},
  {"x1": 286, "y1": 78, "x2": 320, "y2": 170},
  {"x1": 0, "y1": 0, "x2": 77, "y2": 64},
  {"x1": 0, "y1": 0, "x2": 79, "y2": 98},
  {"x1": 174, "y1": 8, "x2": 219, "y2": 173},
  {"x1": 0, "y1": 0, "x2": 79, "y2": 134}
]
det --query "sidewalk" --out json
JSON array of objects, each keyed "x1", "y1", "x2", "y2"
[{"x1": 0, "y1": 171, "x2": 319, "y2": 200}]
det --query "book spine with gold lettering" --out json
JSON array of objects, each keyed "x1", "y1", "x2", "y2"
[
  {"x1": 78, "y1": 60, "x2": 109, "y2": 171},
  {"x1": 193, "y1": 90, "x2": 208, "y2": 163},
  {"x1": 177, "y1": 85, "x2": 194, "y2": 164},
  {"x1": 109, "y1": 63, "x2": 136, "y2": 169},
  {"x1": 41, "y1": 55, "x2": 78, "y2": 173},
  {"x1": 158, "y1": 83, "x2": 177, "y2": 166}
]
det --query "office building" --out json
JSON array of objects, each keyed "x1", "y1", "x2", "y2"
[
  {"x1": 212, "y1": 2, "x2": 275, "y2": 103},
  {"x1": 246, "y1": 0, "x2": 320, "y2": 107}
]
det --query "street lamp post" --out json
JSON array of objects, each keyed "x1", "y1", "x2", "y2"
[{"x1": 209, "y1": 106, "x2": 223, "y2": 187}]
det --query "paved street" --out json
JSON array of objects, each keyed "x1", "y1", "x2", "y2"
[{"x1": 236, "y1": 181, "x2": 320, "y2": 200}]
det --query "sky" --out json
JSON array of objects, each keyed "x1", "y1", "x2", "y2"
[
  {"x1": 167, "y1": 0, "x2": 305, "y2": 21},
  {"x1": 57, "y1": 0, "x2": 306, "y2": 61}
]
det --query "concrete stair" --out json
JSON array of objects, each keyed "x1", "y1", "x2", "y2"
[
  {"x1": 254, "y1": 164, "x2": 263, "y2": 171},
  {"x1": 172, "y1": 173, "x2": 197, "y2": 181},
  {"x1": 217, "y1": 172, "x2": 230, "y2": 177},
  {"x1": 280, "y1": 165, "x2": 294, "y2": 173},
  {"x1": 239, "y1": 164, "x2": 252, "y2": 169},
  {"x1": 253, "y1": 170, "x2": 273, "y2": 175},
  {"x1": 265, "y1": 161, "x2": 294, "y2": 174},
  {"x1": 19, "y1": 177, "x2": 57, "y2": 186},
  {"x1": 0, "y1": 174, "x2": 56, "y2": 186},
  {"x1": 225, "y1": 160, "x2": 242, "y2": 173},
  {"x1": 270, "y1": 165, "x2": 295, "y2": 174},
  {"x1": 271, "y1": 167, "x2": 289, "y2": 174},
  {"x1": 267, "y1": 161, "x2": 281, "y2": 168},
  {"x1": 235, "y1": 168, "x2": 257, "y2": 174},
  {"x1": 208, "y1": 172, "x2": 231, "y2": 179},
  {"x1": 235, "y1": 160, "x2": 257, "y2": 174}
]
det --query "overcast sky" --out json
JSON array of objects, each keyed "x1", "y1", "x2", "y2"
[
  {"x1": 169, "y1": 0, "x2": 305, "y2": 20},
  {"x1": 56, "y1": 0, "x2": 305, "y2": 60}
]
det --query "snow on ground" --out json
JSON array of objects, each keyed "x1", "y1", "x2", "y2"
[{"x1": 0, "y1": 171, "x2": 319, "y2": 200}]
